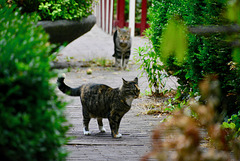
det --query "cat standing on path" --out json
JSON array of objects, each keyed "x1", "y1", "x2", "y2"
[
  {"x1": 57, "y1": 74, "x2": 140, "y2": 138},
  {"x1": 113, "y1": 27, "x2": 132, "y2": 70}
]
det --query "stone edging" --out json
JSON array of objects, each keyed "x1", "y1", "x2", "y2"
[{"x1": 37, "y1": 15, "x2": 96, "y2": 44}]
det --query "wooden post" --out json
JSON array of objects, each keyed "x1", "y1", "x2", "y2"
[
  {"x1": 117, "y1": 0, "x2": 125, "y2": 28},
  {"x1": 141, "y1": 0, "x2": 147, "y2": 35},
  {"x1": 102, "y1": 0, "x2": 105, "y2": 30},
  {"x1": 129, "y1": 0, "x2": 136, "y2": 37},
  {"x1": 109, "y1": 0, "x2": 114, "y2": 34},
  {"x1": 106, "y1": 0, "x2": 109, "y2": 33}
]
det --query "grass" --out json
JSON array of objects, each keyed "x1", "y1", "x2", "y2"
[
  {"x1": 89, "y1": 58, "x2": 114, "y2": 67},
  {"x1": 136, "y1": 89, "x2": 183, "y2": 117}
]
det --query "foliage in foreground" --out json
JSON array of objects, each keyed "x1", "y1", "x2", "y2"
[
  {"x1": 142, "y1": 76, "x2": 240, "y2": 161},
  {"x1": 0, "y1": 5, "x2": 69, "y2": 160}
]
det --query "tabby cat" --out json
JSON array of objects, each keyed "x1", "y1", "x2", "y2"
[
  {"x1": 113, "y1": 27, "x2": 132, "y2": 70},
  {"x1": 57, "y1": 74, "x2": 140, "y2": 138}
]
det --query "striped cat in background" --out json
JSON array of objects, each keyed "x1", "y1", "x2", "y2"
[
  {"x1": 57, "y1": 74, "x2": 140, "y2": 138},
  {"x1": 113, "y1": 27, "x2": 132, "y2": 70}
]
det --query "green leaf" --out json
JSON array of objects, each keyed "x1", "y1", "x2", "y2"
[
  {"x1": 226, "y1": 0, "x2": 240, "y2": 24},
  {"x1": 233, "y1": 48, "x2": 240, "y2": 64},
  {"x1": 161, "y1": 17, "x2": 188, "y2": 64}
]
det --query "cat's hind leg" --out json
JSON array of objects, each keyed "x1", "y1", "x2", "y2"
[
  {"x1": 83, "y1": 118, "x2": 91, "y2": 135},
  {"x1": 82, "y1": 109, "x2": 91, "y2": 135},
  {"x1": 114, "y1": 52, "x2": 122, "y2": 70},
  {"x1": 97, "y1": 118, "x2": 106, "y2": 133}
]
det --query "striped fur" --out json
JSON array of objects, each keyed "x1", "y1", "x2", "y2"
[
  {"x1": 57, "y1": 75, "x2": 140, "y2": 138},
  {"x1": 112, "y1": 27, "x2": 132, "y2": 70}
]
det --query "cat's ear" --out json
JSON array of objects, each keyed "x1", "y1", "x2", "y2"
[
  {"x1": 128, "y1": 28, "x2": 131, "y2": 33},
  {"x1": 134, "y1": 77, "x2": 138, "y2": 84},
  {"x1": 117, "y1": 26, "x2": 120, "y2": 32},
  {"x1": 122, "y1": 78, "x2": 128, "y2": 84}
]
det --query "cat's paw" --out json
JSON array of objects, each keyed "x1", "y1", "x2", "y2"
[
  {"x1": 83, "y1": 128, "x2": 91, "y2": 136},
  {"x1": 99, "y1": 126, "x2": 106, "y2": 133},
  {"x1": 114, "y1": 133, "x2": 122, "y2": 138}
]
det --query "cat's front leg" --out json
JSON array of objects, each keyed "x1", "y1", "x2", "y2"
[
  {"x1": 115, "y1": 57, "x2": 122, "y2": 69},
  {"x1": 122, "y1": 52, "x2": 130, "y2": 70},
  {"x1": 122, "y1": 59, "x2": 129, "y2": 70},
  {"x1": 110, "y1": 124, "x2": 122, "y2": 138},
  {"x1": 115, "y1": 133, "x2": 122, "y2": 138},
  {"x1": 109, "y1": 115, "x2": 122, "y2": 138}
]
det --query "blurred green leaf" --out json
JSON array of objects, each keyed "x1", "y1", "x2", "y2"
[
  {"x1": 226, "y1": 0, "x2": 240, "y2": 24},
  {"x1": 233, "y1": 48, "x2": 240, "y2": 64},
  {"x1": 161, "y1": 17, "x2": 188, "y2": 64},
  {"x1": 222, "y1": 122, "x2": 236, "y2": 129}
]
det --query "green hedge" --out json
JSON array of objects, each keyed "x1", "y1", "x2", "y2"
[
  {"x1": 144, "y1": 0, "x2": 240, "y2": 115},
  {"x1": 8, "y1": 0, "x2": 93, "y2": 21},
  {"x1": 0, "y1": 5, "x2": 69, "y2": 160}
]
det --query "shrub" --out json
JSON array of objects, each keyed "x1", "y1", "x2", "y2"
[
  {"x1": 222, "y1": 111, "x2": 240, "y2": 137},
  {"x1": 140, "y1": 0, "x2": 240, "y2": 115},
  {"x1": 0, "y1": 5, "x2": 69, "y2": 160},
  {"x1": 142, "y1": 75, "x2": 240, "y2": 161},
  {"x1": 136, "y1": 41, "x2": 165, "y2": 95},
  {"x1": 8, "y1": 0, "x2": 93, "y2": 21}
]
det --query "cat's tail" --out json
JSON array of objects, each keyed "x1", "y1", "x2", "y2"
[{"x1": 57, "y1": 73, "x2": 81, "y2": 96}]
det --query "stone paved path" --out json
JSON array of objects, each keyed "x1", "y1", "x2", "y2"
[
  {"x1": 56, "y1": 25, "x2": 148, "y2": 63},
  {"x1": 55, "y1": 25, "x2": 177, "y2": 161}
]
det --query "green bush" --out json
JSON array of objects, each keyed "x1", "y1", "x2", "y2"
[
  {"x1": 222, "y1": 111, "x2": 240, "y2": 137},
  {"x1": 8, "y1": 0, "x2": 93, "y2": 20},
  {"x1": 140, "y1": 0, "x2": 240, "y2": 115},
  {"x1": 0, "y1": 5, "x2": 69, "y2": 160}
]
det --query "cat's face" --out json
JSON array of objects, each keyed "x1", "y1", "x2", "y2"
[
  {"x1": 121, "y1": 77, "x2": 140, "y2": 98},
  {"x1": 117, "y1": 27, "x2": 131, "y2": 44}
]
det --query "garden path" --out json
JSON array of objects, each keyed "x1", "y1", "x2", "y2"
[{"x1": 55, "y1": 25, "x2": 178, "y2": 161}]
